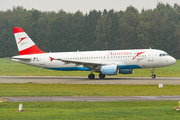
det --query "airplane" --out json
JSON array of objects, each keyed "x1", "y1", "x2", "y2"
[{"x1": 11, "y1": 27, "x2": 176, "y2": 79}]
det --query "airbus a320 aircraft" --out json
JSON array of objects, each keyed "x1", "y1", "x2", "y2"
[{"x1": 11, "y1": 27, "x2": 176, "y2": 79}]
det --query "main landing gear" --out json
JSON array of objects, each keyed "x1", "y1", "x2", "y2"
[
  {"x1": 151, "y1": 68, "x2": 156, "y2": 79},
  {"x1": 88, "y1": 69, "x2": 95, "y2": 79},
  {"x1": 99, "y1": 73, "x2": 105, "y2": 79},
  {"x1": 88, "y1": 73, "x2": 106, "y2": 79},
  {"x1": 88, "y1": 70, "x2": 106, "y2": 79},
  {"x1": 88, "y1": 74, "x2": 95, "y2": 79}
]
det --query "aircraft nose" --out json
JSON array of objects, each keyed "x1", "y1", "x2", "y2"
[{"x1": 169, "y1": 56, "x2": 176, "y2": 65}]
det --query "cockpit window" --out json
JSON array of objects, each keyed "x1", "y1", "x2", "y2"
[{"x1": 159, "y1": 53, "x2": 169, "y2": 57}]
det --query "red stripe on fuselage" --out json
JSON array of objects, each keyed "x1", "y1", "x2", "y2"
[
  {"x1": 13, "y1": 27, "x2": 24, "y2": 33},
  {"x1": 19, "y1": 45, "x2": 45, "y2": 55}
]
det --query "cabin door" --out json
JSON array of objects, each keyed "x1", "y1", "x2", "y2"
[{"x1": 148, "y1": 51, "x2": 153, "y2": 61}]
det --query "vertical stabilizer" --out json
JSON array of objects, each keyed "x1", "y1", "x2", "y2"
[{"x1": 13, "y1": 27, "x2": 44, "y2": 55}]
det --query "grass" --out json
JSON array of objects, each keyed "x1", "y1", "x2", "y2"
[
  {"x1": 1, "y1": 84, "x2": 180, "y2": 96},
  {"x1": 0, "y1": 101, "x2": 180, "y2": 120},
  {"x1": 0, "y1": 58, "x2": 180, "y2": 77},
  {"x1": 0, "y1": 58, "x2": 180, "y2": 119}
]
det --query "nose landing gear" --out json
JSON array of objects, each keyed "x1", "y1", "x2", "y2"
[{"x1": 151, "y1": 68, "x2": 156, "y2": 79}]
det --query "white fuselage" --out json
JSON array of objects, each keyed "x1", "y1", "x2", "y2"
[{"x1": 11, "y1": 49, "x2": 176, "y2": 71}]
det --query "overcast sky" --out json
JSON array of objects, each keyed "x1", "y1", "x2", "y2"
[{"x1": 0, "y1": 0, "x2": 180, "y2": 14}]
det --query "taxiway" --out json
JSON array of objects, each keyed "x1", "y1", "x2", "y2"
[
  {"x1": 1, "y1": 76, "x2": 180, "y2": 102},
  {"x1": 0, "y1": 76, "x2": 179, "y2": 84},
  {"x1": 1, "y1": 96, "x2": 180, "y2": 102}
]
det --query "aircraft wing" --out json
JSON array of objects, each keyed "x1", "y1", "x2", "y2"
[
  {"x1": 52, "y1": 57, "x2": 125, "y2": 69},
  {"x1": 54, "y1": 58, "x2": 106, "y2": 68}
]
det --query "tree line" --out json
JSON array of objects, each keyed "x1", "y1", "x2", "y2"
[{"x1": 0, "y1": 3, "x2": 180, "y2": 59}]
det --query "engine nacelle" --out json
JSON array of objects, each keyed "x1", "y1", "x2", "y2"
[
  {"x1": 119, "y1": 69, "x2": 134, "y2": 74},
  {"x1": 101, "y1": 65, "x2": 119, "y2": 75}
]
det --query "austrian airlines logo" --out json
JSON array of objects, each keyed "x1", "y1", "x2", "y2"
[
  {"x1": 18, "y1": 37, "x2": 27, "y2": 44},
  {"x1": 49, "y1": 57, "x2": 54, "y2": 62},
  {"x1": 132, "y1": 51, "x2": 146, "y2": 60}
]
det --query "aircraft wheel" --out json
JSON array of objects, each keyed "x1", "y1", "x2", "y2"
[
  {"x1": 88, "y1": 74, "x2": 95, "y2": 79},
  {"x1": 151, "y1": 74, "x2": 156, "y2": 79},
  {"x1": 99, "y1": 73, "x2": 105, "y2": 79}
]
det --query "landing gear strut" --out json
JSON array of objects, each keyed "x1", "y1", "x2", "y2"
[
  {"x1": 151, "y1": 68, "x2": 156, "y2": 79},
  {"x1": 99, "y1": 73, "x2": 105, "y2": 79}
]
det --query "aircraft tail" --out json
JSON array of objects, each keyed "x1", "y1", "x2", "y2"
[{"x1": 13, "y1": 27, "x2": 45, "y2": 55}]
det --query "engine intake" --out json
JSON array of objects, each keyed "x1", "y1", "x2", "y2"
[{"x1": 101, "y1": 65, "x2": 119, "y2": 75}]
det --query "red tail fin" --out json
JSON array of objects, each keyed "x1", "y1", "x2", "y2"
[{"x1": 13, "y1": 27, "x2": 45, "y2": 55}]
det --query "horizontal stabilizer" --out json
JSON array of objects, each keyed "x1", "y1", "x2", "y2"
[{"x1": 11, "y1": 56, "x2": 31, "y2": 62}]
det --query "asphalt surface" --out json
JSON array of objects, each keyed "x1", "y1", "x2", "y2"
[
  {"x1": 1, "y1": 96, "x2": 180, "y2": 102},
  {"x1": 1, "y1": 76, "x2": 180, "y2": 102},
  {"x1": 0, "y1": 76, "x2": 179, "y2": 84}
]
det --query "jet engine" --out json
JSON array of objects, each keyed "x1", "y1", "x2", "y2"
[
  {"x1": 119, "y1": 69, "x2": 134, "y2": 74},
  {"x1": 100, "y1": 65, "x2": 119, "y2": 75}
]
